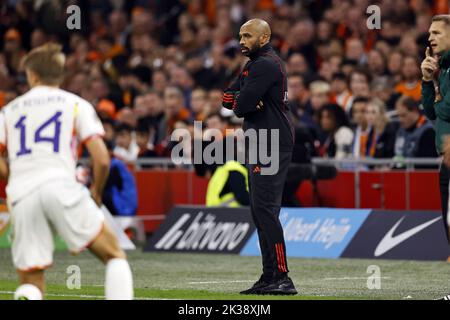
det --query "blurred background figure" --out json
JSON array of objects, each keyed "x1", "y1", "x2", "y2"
[
  {"x1": 194, "y1": 140, "x2": 249, "y2": 208},
  {"x1": 365, "y1": 99, "x2": 398, "y2": 159},
  {"x1": 104, "y1": 141, "x2": 138, "y2": 216},
  {"x1": 394, "y1": 96, "x2": 436, "y2": 159},
  {"x1": 318, "y1": 104, "x2": 354, "y2": 159},
  {"x1": 351, "y1": 97, "x2": 371, "y2": 159},
  {"x1": 114, "y1": 123, "x2": 140, "y2": 163}
]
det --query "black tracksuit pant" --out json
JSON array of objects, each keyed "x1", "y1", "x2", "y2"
[
  {"x1": 438, "y1": 162, "x2": 450, "y2": 243},
  {"x1": 247, "y1": 151, "x2": 292, "y2": 279}
]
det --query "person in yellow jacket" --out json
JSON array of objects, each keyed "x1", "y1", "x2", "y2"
[
  {"x1": 205, "y1": 160, "x2": 249, "y2": 207},
  {"x1": 195, "y1": 155, "x2": 249, "y2": 207}
]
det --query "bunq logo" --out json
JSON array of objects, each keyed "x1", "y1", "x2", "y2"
[{"x1": 154, "y1": 212, "x2": 251, "y2": 252}]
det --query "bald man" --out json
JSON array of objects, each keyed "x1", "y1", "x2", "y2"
[{"x1": 222, "y1": 19, "x2": 297, "y2": 295}]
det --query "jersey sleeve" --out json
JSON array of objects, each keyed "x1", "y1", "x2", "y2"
[
  {"x1": 75, "y1": 100, "x2": 105, "y2": 144},
  {"x1": 0, "y1": 111, "x2": 7, "y2": 153}
]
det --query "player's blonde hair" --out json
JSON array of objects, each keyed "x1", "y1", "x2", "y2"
[{"x1": 22, "y1": 43, "x2": 66, "y2": 86}]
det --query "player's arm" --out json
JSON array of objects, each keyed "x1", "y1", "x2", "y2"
[
  {"x1": 233, "y1": 59, "x2": 275, "y2": 118},
  {"x1": 76, "y1": 101, "x2": 108, "y2": 206},
  {"x1": 222, "y1": 76, "x2": 241, "y2": 110},
  {"x1": 421, "y1": 80, "x2": 437, "y2": 120},
  {"x1": 85, "y1": 137, "x2": 110, "y2": 206},
  {"x1": 0, "y1": 156, "x2": 8, "y2": 180}
]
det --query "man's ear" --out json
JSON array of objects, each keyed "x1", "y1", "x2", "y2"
[
  {"x1": 260, "y1": 33, "x2": 270, "y2": 45},
  {"x1": 26, "y1": 70, "x2": 37, "y2": 87}
]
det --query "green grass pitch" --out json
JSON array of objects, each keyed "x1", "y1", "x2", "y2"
[{"x1": 0, "y1": 249, "x2": 448, "y2": 300}]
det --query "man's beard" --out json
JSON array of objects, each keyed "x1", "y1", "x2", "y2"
[{"x1": 242, "y1": 43, "x2": 261, "y2": 57}]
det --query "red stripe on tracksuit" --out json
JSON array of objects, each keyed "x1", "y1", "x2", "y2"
[
  {"x1": 276, "y1": 244, "x2": 283, "y2": 273},
  {"x1": 276, "y1": 243, "x2": 287, "y2": 273}
]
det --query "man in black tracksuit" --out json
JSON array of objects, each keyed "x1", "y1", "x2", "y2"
[{"x1": 222, "y1": 19, "x2": 297, "y2": 295}]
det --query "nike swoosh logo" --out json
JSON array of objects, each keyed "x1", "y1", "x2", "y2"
[{"x1": 374, "y1": 216, "x2": 442, "y2": 257}]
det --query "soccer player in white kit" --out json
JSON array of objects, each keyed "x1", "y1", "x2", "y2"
[{"x1": 0, "y1": 43, "x2": 133, "y2": 300}]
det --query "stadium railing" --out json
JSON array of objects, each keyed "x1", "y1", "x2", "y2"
[{"x1": 129, "y1": 157, "x2": 443, "y2": 210}]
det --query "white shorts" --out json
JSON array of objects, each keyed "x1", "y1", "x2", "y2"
[{"x1": 9, "y1": 179, "x2": 105, "y2": 272}]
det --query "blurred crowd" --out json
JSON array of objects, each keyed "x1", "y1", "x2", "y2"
[{"x1": 0, "y1": 0, "x2": 448, "y2": 167}]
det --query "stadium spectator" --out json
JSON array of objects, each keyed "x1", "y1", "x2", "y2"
[
  {"x1": 116, "y1": 107, "x2": 137, "y2": 128},
  {"x1": 142, "y1": 90, "x2": 167, "y2": 149},
  {"x1": 395, "y1": 55, "x2": 423, "y2": 101},
  {"x1": 367, "y1": 49, "x2": 388, "y2": 82},
  {"x1": 103, "y1": 141, "x2": 138, "y2": 216},
  {"x1": 207, "y1": 88, "x2": 225, "y2": 115},
  {"x1": 97, "y1": 99, "x2": 117, "y2": 120},
  {"x1": 344, "y1": 38, "x2": 367, "y2": 66},
  {"x1": 331, "y1": 72, "x2": 351, "y2": 110},
  {"x1": 394, "y1": 96, "x2": 436, "y2": 158},
  {"x1": 204, "y1": 112, "x2": 228, "y2": 141},
  {"x1": 133, "y1": 94, "x2": 150, "y2": 124},
  {"x1": 190, "y1": 88, "x2": 208, "y2": 121},
  {"x1": 365, "y1": 99, "x2": 398, "y2": 158},
  {"x1": 351, "y1": 97, "x2": 371, "y2": 158},
  {"x1": 163, "y1": 86, "x2": 192, "y2": 135},
  {"x1": 113, "y1": 123, "x2": 140, "y2": 163},
  {"x1": 387, "y1": 50, "x2": 404, "y2": 84},
  {"x1": 284, "y1": 19, "x2": 317, "y2": 70},
  {"x1": 371, "y1": 77, "x2": 402, "y2": 111},
  {"x1": 102, "y1": 117, "x2": 116, "y2": 147},
  {"x1": 287, "y1": 73, "x2": 312, "y2": 127},
  {"x1": 3, "y1": 28, "x2": 25, "y2": 75},
  {"x1": 30, "y1": 28, "x2": 48, "y2": 49},
  {"x1": 318, "y1": 104, "x2": 354, "y2": 159},
  {"x1": 151, "y1": 70, "x2": 169, "y2": 95},
  {"x1": 307, "y1": 80, "x2": 331, "y2": 119},
  {"x1": 344, "y1": 68, "x2": 372, "y2": 113},
  {"x1": 136, "y1": 123, "x2": 158, "y2": 167},
  {"x1": 287, "y1": 53, "x2": 310, "y2": 76}
]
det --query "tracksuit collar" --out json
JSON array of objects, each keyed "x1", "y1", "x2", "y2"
[{"x1": 249, "y1": 43, "x2": 272, "y2": 60}]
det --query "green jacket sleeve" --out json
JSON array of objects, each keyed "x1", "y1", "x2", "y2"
[
  {"x1": 434, "y1": 89, "x2": 450, "y2": 121},
  {"x1": 421, "y1": 80, "x2": 436, "y2": 120}
]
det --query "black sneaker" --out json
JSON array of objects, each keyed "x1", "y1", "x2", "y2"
[
  {"x1": 436, "y1": 294, "x2": 450, "y2": 300},
  {"x1": 240, "y1": 275, "x2": 272, "y2": 295},
  {"x1": 258, "y1": 276, "x2": 297, "y2": 296}
]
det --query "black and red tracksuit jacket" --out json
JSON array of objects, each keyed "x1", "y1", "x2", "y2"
[{"x1": 224, "y1": 43, "x2": 294, "y2": 152}]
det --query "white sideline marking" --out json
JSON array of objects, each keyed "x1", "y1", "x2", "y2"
[
  {"x1": 188, "y1": 277, "x2": 392, "y2": 285},
  {"x1": 0, "y1": 291, "x2": 175, "y2": 300},
  {"x1": 189, "y1": 280, "x2": 254, "y2": 285},
  {"x1": 322, "y1": 277, "x2": 391, "y2": 281}
]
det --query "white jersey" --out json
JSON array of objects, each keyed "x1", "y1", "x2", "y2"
[{"x1": 0, "y1": 86, "x2": 104, "y2": 203}]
